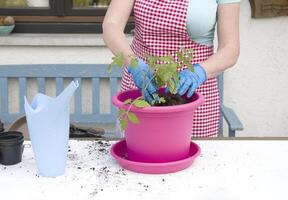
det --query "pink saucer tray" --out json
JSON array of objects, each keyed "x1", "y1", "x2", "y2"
[{"x1": 111, "y1": 139, "x2": 201, "y2": 174}]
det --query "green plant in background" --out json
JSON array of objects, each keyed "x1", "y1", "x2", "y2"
[
  {"x1": 73, "y1": 0, "x2": 92, "y2": 7},
  {"x1": 109, "y1": 48, "x2": 195, "y2": 131},
  {"x1": 96, "y1": 0, "x2": 110, "y2": 6},
  {"x1": 0, "y1": 0, "x2": 28, "y2": 7}
]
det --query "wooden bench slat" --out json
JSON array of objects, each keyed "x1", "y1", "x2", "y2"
[
  {"x1": 110, "y1": 77, "x2": 118, "y2": 116},
  {"x1": 74, "y1": 78, "x2": 82, "y2": 114},
  {"x1": 37, "y1": 77, "x2": 45, "y2": 94},
  {"x1": 92, "y1": 77, "x2": 100, "y2": 114},
  {"x1": 56, "y1": 77, "x2": 64, "y2": 96},
  {"x1": 19, "y1": 77, "x2": 27, "y2": 114},
  {"x1": 0, "y1": 78, "x2": 8, "y2": 114}
]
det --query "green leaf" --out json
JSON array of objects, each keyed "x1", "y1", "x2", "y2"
[
  {"x1": 155, "y1": 75, "x2": 164, "y2": 87},
  {"x1": 167, "y1": 63, "x2": 178, "y2": 72},
  {"x1": 133, "y1": 99, "x2": 151, "y2": 108},
  {"x1": 130, "y1": 57, "x2": 138, "y2": 68},
  {"x1": 158, "y1": 56, "x2": 173, "y2": 63},
  {"x1": 188, "y1": 48, "x2": 194, "y2": 54},
  {"x1": 117, "y1": 109, "x2": 126, "y2": 117},
  {"x1": 170, "y1": 62, "x2": 179, "y2": 70},
  {"x1": 108, "y1": 54, "x2": 124, "y2": 73},
  {"x1": 164, "y1": 72, "x2": 172, "y2": 82},
  {"x1": 180, "y1": 47, "x2": 186, "y2": 54},
  {"x1": 152, "y1": 94, "x2": 159, "y2": 99},
  {"x1": 152, "y1": 64, "x2": 162, "y2": 70},
  {"x1": 159, "y1": 97, "x2": 166, "y2": 103},
  {"x1": 119, "y1": 119, "x2": 128, "y2": 131},
  {"x1": 147, "y1": 56, "x2": 158, "y2": 69},
  {"x1": 177, "y1": 52, "x2": 185, "y2": 62},
  {"x1": 172, "y1": 72, "x2": 179, "y2": 85},
  {"x1": 123, "y1": 99, "x2": 132, "y2": 105},
  {"x1": 128, "y1": 113, "x2": 139, "y2": 124},
  {"x1": 108, "y1": 63, "x2": 113, "y2": 73},
  {"x1": 166, "y1": 73, "x2": 179, "y2": 94},
  {"x1": 186, "y1": 52, "x2": 193, "y2": 61},
  {"x1": 188, "y1": 63, "x2": 195, "y2": 72},
  {"x1": 182, "y1": 48, "x2": 193, "y2": 61},
  {"x1": 177, "y1": 48, "x2": 193, "y2": 62},
  {"x1": 167, "y1": 79, "x2": 177, "y2": 94},
  {"x1": 182, "y1": 58, "x2": 189, "y2": 65},
  {"x1": 111, "y1": 54, "x2": 124, "y2": 68},
  {"x1": 157, "y1": 67, "x2": 167, "y2": 80}
]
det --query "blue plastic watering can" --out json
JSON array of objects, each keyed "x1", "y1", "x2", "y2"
[{"x1": 24, "y1": 81, "x2": 79, "y2": 177}]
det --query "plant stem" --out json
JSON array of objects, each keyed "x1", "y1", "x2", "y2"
[
  {"x1": 141, "y1": 70, "x2": 157, "y2": 103},
  {"x1": 126, "y1": 96, "x2": 143, "y2": 114}
]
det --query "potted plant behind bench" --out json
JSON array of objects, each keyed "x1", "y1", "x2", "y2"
[{"x1": 110, "y1": 48, "x2": 203, "y2": 174}]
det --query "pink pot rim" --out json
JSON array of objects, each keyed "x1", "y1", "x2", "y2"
[{"x1": 112, "y1": 89, "x2": 204, "y2": 114}]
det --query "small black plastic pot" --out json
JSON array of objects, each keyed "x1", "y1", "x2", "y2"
[{"x1": 0, "y1": 131, "x2": 24, "y2": 165}]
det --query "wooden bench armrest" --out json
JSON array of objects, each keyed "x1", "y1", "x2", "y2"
[{"x1": 221, "y1": 105, "x2": 244, "y2": 137}]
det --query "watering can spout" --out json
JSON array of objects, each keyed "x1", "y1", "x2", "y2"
[
  {"x1": 24, "y1": 94, "x2": 54, "y2": 114},
  {"x1": 56, "y1": 80, "x2": 79, "y2": 103},
  {"x1": 24, "y1": 81, "x2": 79, "y2": 115}
]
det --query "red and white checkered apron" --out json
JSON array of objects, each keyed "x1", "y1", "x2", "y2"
[{"x1": 120, "y1": 0, "x2": 220, "y2": 137}]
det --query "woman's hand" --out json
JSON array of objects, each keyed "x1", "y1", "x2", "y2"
[
  {"x1": 128, "y1": 59, "x2": 157, "y2": 103},
  {"x1": 177, "y1": 64, "x2": 207, "y2": 98}
]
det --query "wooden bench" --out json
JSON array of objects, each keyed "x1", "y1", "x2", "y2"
[{"x1": 0, "y1": 64, "x2": 243, "y2": 137}]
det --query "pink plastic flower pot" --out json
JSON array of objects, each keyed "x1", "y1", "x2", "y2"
[{"x1": 112, "y1": 89, "x2": 204, "y2": 163}]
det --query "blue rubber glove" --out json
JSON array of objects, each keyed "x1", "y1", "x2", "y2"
[
  {"x1": 127, "y1": 58, "x2": 157, "y2": 103},
  {"x1": 177, "y1": 64, "x2": 207, "y2": 98}
]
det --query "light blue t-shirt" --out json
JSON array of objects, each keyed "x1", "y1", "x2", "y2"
[{"x1": 186, "y1": 0, "x2": 240, "y2": 46}]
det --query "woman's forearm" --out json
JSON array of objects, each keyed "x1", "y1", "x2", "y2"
[
  {"x1": 200, "y1": 44, "x2": 240, "y2": 79},
  {"x1": 102, "y1": 23, "x2": 134, "y2": 65},
  {"x1": 102, "y1": 0, "x2": 135, "y2": 65}
]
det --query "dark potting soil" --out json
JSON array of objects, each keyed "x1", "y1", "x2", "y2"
[{"x1": 154, "y1": 93, "x2": 187, "y2": 106}]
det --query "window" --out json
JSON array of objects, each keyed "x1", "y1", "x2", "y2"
[
  {"x1": 249, "y1": 0, "x2": 288, "y2": 18},
  {"x1": 0, "y1": 0, "x2": 134, "y2": 33}
]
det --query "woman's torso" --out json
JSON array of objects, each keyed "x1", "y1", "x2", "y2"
[
  {"x1": 121, "y1": 0, "x2": 216, "y2": 91},
  {"x1": 121, "y1": 0, "x2": 223, "y2": 137}
]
